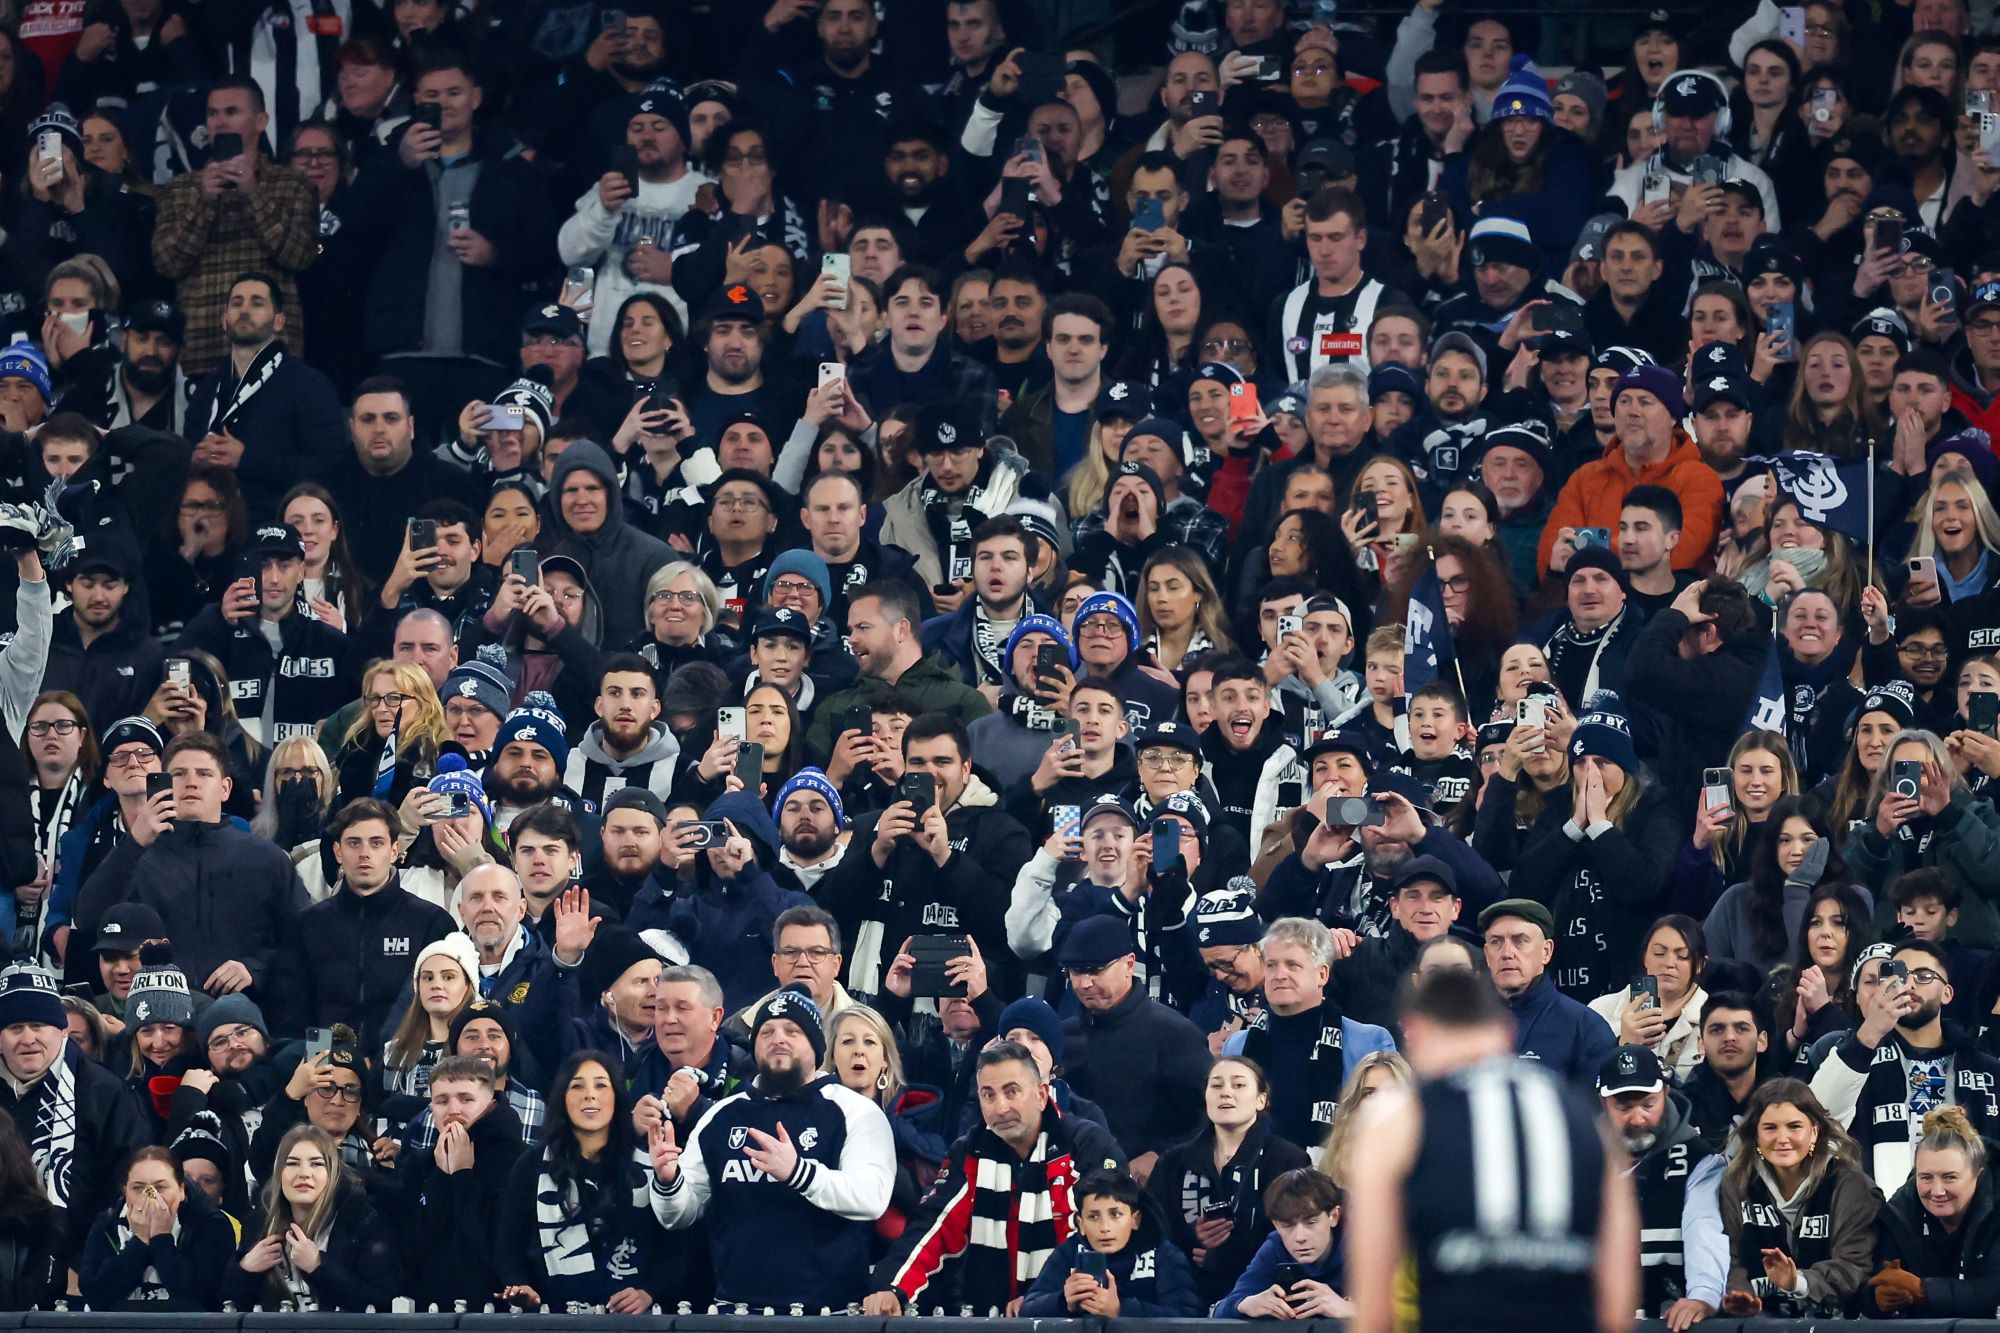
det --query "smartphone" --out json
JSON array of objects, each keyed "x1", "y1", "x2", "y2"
[
  {"x1": 1882, "y1": 957, "x2": 1910, "y2": 985},
  {"x1": 1054, "y1": 717, "x2": 1081, "y2": 751},
  {"x1": 717, "y1": 706, "x2": 747, "y2": 742},
  {"x1": 1353, "y1": 490, "x2": 1380, "y2": 525},
  {"x1": 645, "y1": 375, "x2": 680, "y2": 418},
  {"x1": 1013, "y1": 135, "x2": 1043, "y2": 165},
  {"x1": 1933, "y1": 266, "x2": 1958, "y2": 315},
  {"x1": 1015, "y1": 50, "x2": 1067, "y2": 106},
  {"x1": 306, "y1": 1026, "x2": 333, "y2": 1062},
  {"x1": 1277, "y1": 613, "x2": 1303, "y2": 640},
  {"x1": 1150, "y1": 816, "x2": 1182, "y2": 872},
  {"x1": 560, "y1": 265, "x2": 595, "y2": 308},
  {"x1": 734, "y1": 742, "x2": 764, "y2": 784},
  {"x1": 1201, "y1": 1195, "x2": 1235, "y2": 1220},
  {"x1": 146, "y1": 771, "x2": 173, "y2": 799},
  {"x1": 442, "y1": 790, "x2": 472, "y2": 820},
  {"x1": 1908, "y1": 555, "x2": 1938, "y2": 585},
  {"x1": 486, "y1": 404, "x2": 526, "y2": 431},
  {"x1": 37, "y1": 129, "x2": 60, "y2": 166},
  {"x1": 408, "y1": 517, "x2": 437, "y2": 550},
  {"x1": 166, "y1": 658, "x2": 191, "y2": 690},
  {"x1": 1971, "y1": 691, "x2": 2000, "y2": 737},
  {"x1": 1810, "y1": 86, "x2": 1839, "y2": 124},
  {"x1": 821, "y1": 252, "x2": 851, "y2": 310},
  {"x1": 1892, "y1": 758, "x2": 1924, "y2": 800},
  {"x1": 1517, "y1": 696, "x2": 1547, "y2": 731},
  {"x1": 908, "y1": 933, "x2": 972, "y2": 997},
  {"x1": 508, "y1": 548, "x2": 539, "y2": 583},
  {"x1": 1576, "y1": 527, "x2": 1612, "y2": 550},
  {"x1": 1769, "y1": 302, "x2": 1797, "y2": 360},
  {"x1": 1414, "y1": 190, "x2": 1449, "y2": 237},
  {"x1": 233, "y1": 551, "x2": 262, "y2": 600},
  {"x1": 818, "y1": 360, "x2": 847, "y2": 390},
  {"x1": 411, "y1": 101, "x2": 443, "y2": 134},
  {"x1": 1329, "y1": 796, "x2": 1388, "y2": 827},
  {"x1": 1132, "y1": 197, "x2": 1166, "y2": 232},
  {"x1": 1702, "y1": 767, "x2": 1731, "y2": 812},
  {"x1": 673, "y1": 819, "x2": 731, "y2": 849},
  {"x1": 835, "y1": 705, "x2": 873, "y2": 741},
  {"x1": 1971, "y1": 90, "x2": 1995, "y2": 115},
  {"x1": 1642, "y1": 171, "x2": 1670, "y2": 205},
  {"x1": 612, "y1": 143, "x2": 640, "y2": 196},
  {"x1": 211, "y1": 131, "x2": 244, "y2": 161},
  {"x1": 1076, "y1": 1249, "x2": 1111, "y2": 1283},
  {"x1": 62, "y1": 980, "x2": 95, "y2": 999},
  {"x1": 1779, "y1": 5, "x2": 1806, "y2": 44},
  {"x1": 1187, "y1": 89, "x2": 1219, "y2": 118},
  {"x1": 1626, "y1": 975, "x2": 1659, "y2": 1011},
  {"x1": 999, "y1": 176, "x2": 1033, "y2": 221},
  {"x1": 1273, "y1": 1262, "x2": 1306, "y2": 1290},
  {"x1": 899, "y1": 771, "x2": 937, "y2": 810},
  {"x1": 1053, "y1": 804, "x2": 1082, "y2": 855},
  {"x1": 1691, "y1": 154, "x2": 1727, "y2": 186},
  {"x1": 1227, "y1": 380, "x2": 1261, "y2": 424},
  {"x1": 1872, "y1": 216, "x2": 1903, "y2": 258}
]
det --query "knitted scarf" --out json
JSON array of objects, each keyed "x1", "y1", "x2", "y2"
[
  {"x1": 22, "y1": 1052, "x2": 76, "y2": 1211},
  {"x1": 1236, "y1": 997, "x2": 1349, "y2": 1134},
  {"x1": 970, "y1": 603, "x2": 1013, "y2": 686},
  {"x1": 1002, "y1": 690, "x2": 1062, "y2": 731},
  {"x1": 1545, "y1": 608, "x2": 1624, "y2": 707},
  {"x1": 110, "y1": 1211, "x2": 182, "y2": 1301},
  {"x1": 920, "y1": 457, "x2": 998, "y2": 585}
]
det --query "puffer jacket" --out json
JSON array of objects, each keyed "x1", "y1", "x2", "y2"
[{"x1": 1537, "y1": 428, "x2": 1725, "y2": 575}]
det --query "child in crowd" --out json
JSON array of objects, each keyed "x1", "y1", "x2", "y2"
[
  {"x1": 1216, "y1": 1166, "x2": 1353, "y2": 1319},
  {"x1": 1019, "y1": 1170, "x2": 1202, "y2": 1317}
]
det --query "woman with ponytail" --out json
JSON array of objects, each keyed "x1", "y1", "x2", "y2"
[{"x1": 1862, "y1": 1104, "x2": 2000, "y2": 1314}]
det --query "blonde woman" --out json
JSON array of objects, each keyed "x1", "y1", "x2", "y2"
[
  {"x1": 819, "y1": 1002, "x2": 949, "y2": 1229},
  {"x1": 1338, "y1": 455, "x2": 1429, "y2": 595},
  {"x1": 333, "y1": 661, "x2": 448, "y2": 807},
  {"x1": 1851, "y1": 729, "x2": 2000, "y2": 945},
  {"x1": 1907, "y1": 472, "x2": 2000, "y2": 603},
  {"x1": 227, "y1": 1125, "x2": 396, "y2": 1311},
  {"x1": 1063, "y1": 404, "x2": 1137, "y2": 527},
  {"x1": 381, "y1": 934, "x2": 478, "y2": 1102},
  {"x1": 1139, "y1": 547, "x2": 1233, "y2": 672},
  {"x1": 251, "y1": 737, "x2": 338, "y2": 898},
  {"x1": 1320, "y1": 1051, "x2": 1412, "y2": 1187}
]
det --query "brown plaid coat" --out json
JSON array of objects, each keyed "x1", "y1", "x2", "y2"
[{"x1": 151, "y1": 160, "x2": 319, "y2": 376}]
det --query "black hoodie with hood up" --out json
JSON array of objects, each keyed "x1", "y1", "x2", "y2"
[{"x1": 546, "y1": 441, "x2": 672, "y2": 649}]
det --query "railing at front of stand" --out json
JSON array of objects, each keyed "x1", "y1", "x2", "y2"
[{"x1": 9, "y1": 1312, "x2": 2000, "y2": 1330}]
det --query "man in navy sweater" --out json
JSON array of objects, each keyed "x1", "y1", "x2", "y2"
[{"x1": 1479, "y1": 898, "x2": 1614, "y2": 1087}]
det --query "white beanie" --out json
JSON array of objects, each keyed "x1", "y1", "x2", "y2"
[{"x1": 412, "y1": 931, "x2": 480, "y2": 986}]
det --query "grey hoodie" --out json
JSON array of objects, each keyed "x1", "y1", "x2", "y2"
[
  {"x1": 561, "y1": 720, "x2": 681, "y2": 806},
  {"x1": 547, "y1": 440, "x2": 671, "y2": 647}
]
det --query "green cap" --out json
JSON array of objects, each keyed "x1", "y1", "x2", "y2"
[{"x1": 1476, "y1": 898, "x2": 1556, "y2": 938}]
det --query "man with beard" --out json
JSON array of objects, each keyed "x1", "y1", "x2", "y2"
[
  {"x1": 1886, "y1": 88, "x2": 1951, "y2": 232},
  {"x1": 62, "y1": 299, "x2": 189, "y2": 433},
  {"x1": 772, "y1": 769, "x2": 848, "y2": 892},
  {"x1": 398, "y1": 1053, "x2": 526, "y2": 1311},
  {"x1": 1596, "y1": 1045, "x2": 1728, "y2": 1329},
  {"x1": 483, "y1": 693, "x2": 594, "y2": 834},
  {"x1": 364, "y1": 499, "x2": 495, "y2": 656},
  {"x1": 775, "y1": 0, "x2": 925, "y2": 203},
  {"x1": 685, "y1": 285, "x2": 790, "y2": 442},
  {"x1": 923, "y1": 515, "x2": 1038, "y2": 693},
  {"x1": 1811, "y1": 939, "x2": 2000, "y2": 1192},
  {"x1": 1610, "y1": 69, "x2": 1780, "y2": 224},
  {"x1": 1386, "y1": 332, "x2": 1487, "y2": 496},
  {"x1": 1689, "y1": 356, "x2": 1759, "y2": 500},
  {"x1": 329, "y1": 379, "x2": 483, "y2": 583},
  {"x1": 1001, "y1": 294, "x2": 1109, "y2": 478},
  {"x1": 564, "y1": 655, "x2": 680, "y2": 807},
  {"x1": 882, "y1": 124, "x2": 970, "y2": 266},
  {"x1": 1679, "y1": 991, "x2": 1768, "y2": 1146},
  {"x1": 807, "y1": 582, "x2": 993, "y2": 761},
  {"x1": 1205, "y1": 132, "x2": 1295, "y2": 307},
  {"x1": 852, "y1": 268, "x2": 999, "y2": 435},
  {"x1": 577, "y1": 788, "x2": 672, "y2": 921},
  {"x1": 802, "y1": 473, "x2": 931, "y2": 627},
  {"x1": 183, "y1": 273, "x2": 347, "y2": 516},
  {"x1": 878, "y1": 398, "x2": 1030, "y2": 607},
  {"x1": 559, "y1": 88, "x2": 708, "y2": 358},
  {"x1": 43, "y1": 547, "x2": 162, "y2": 727},
  {"x1": 986, "y1": 263, "x2": 1050, "y2": 400},
  {"x1": 649, "y1": 985, "x2": 895, "y2": 1310}
]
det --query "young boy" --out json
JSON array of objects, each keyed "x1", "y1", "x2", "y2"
[
  {"x1": 1892, "y1": 868, "x2": 1987, "y2": 1023},
  {"x1": 1399, "y1": 680, "x2": 1478, "y2": 815},
  {"x1": 1216, "y1": 1167, "x2": 1352, "y2": 1319},
  {"x1": 1019, "y1": 1170, "x2": 1202, "y2": 1316},
  {"x1": 1330, "y1": 625, "x2": 1403, "y2": 760}
]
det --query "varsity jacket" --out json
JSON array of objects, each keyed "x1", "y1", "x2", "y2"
[
  {"x1": 1624, "y1": 1092, "x2": 1728, "y2": 1318},
  {"x1": 651, "y1": 1069, "x2": 896, "y2": 1309},
  {"x1": 1720, "y1": 1161, "x2": 1878, "y2": 1316},
  {"x1": 871, "y1": 1108, "x2": 1126, "y2": 1311},
  {"x1": 174, "y1": 602, "x2": 358, "y2": 746},
  {"x1": 561, "y1": 722, "x2": 681, "y2": 808},
  {"x1": 1808, "y1": 1024, "x2": 2000, "y2": 1193}
]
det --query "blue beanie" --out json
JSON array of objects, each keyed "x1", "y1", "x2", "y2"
[
  {"x1": 997, "y1": 996, "x2": 1064, "y2": 1064},
  {"x1": 0, "y1": 342, "x2": 51, "y2": 402},
  {"x1": 1613, "y1": 364, "x2": 1686, "y2": 420},
  {"x1": 492, "y1": 690, "x2": 570, "y2": 772},
  {"x1": 1074, "y1": 591, "x2": 1141, "y2": 655},
  {"x1": 773, "y1": 766, "x2": 845, "y2": 830},
  {"x1": 1492, "y1": 54, "x2": 1553, "y2": 121},
  {"x1": 1005, "y1": 614, "x2": 1077, "y2": 669},
  {"x1": 1569, "y1": 692, "x2": 1639, "y2": 774},
  {"x1": 0, "y1": 959, "x2": 62, "y2": 1029},
  {"x1": 765, "y1": 549, "x2": 832, "y2": 609},
  {"x1": 427, "y1": 752, "x2": 494, "y2": 826}
]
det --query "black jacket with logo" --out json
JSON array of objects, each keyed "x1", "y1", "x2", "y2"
[
  {"x1": 291, "y1": 875, "x2": 458, "y2": 1053},
  {"x1": 175, "y1": 601, "x2": 360, "y2": 746}
]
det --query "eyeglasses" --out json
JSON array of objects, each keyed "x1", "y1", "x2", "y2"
[
  {"x1": 548, "y1": 588, "x2": 584, "y2": 607},
  {"x1": 1970, "y1": 317, "x2": 2000, "y2": 335},
  {"x1": 770, "y1": 577, "x2": 819, "y2": 596},
  {"x1": 310, "y1": 1084, "x2": 363, "y2": 1103},
  {"x1": 365, "y1": 693, "x2": 413, "y2": 710},
  {"x1": 1439, "y1": 574, "x2": 1472, "y2": 594},
  {"x1": 1899, "y1": 642, "x2": 1951, "y2": 659},
  {"x1": 106, "y1": 750, "x2": 156, "y2": 770},
  {"x1": 1204, "y1": 945, "x2": 1251, "y2": 976},
  {"x1": 275, "y1": 766, "x2": 321, "y2": 782},
  {"x1": 205, "y1": 1024, "x2": 259, "y2": 1052},
  {"x1": 723, "y1": 149, "x2": 769, "y2": 167},
  {"x1": 290, "y1": 147, "x2": 338, "y2": 162},
  {"x1": 521, "y1": 335, "x2": 582, "y2": 350},
  {"x1": 445, "y1": 701, "x2": 494, "y2": 719},
  {"x1": 651, "y1": 589, "x2": 703, "y2": 605},
  {"x1": 715, "y1": 496, "x2": 768, "y2": 512},
  {"x1": 1908, "y1": 967, "x2": 1948, "y2": 986},
  {"x1": 1139, "y1": 750, "x2": 1195, "y2": 769},
  {"x1": 1201, "y1": 338, "x2": 1251, "y2": 354},
  {"x1": 25, "y1": 719, "x2": 78, "y2": 737},
  {"x1": 179, "y1": 499, "x2": 225, "y2": 513},
  {"x1": 775, "y1": 946, "x2": 838, "y2": 962},
  {"x1": 1805, "y1": 22, "x2": 1835, "y2": 35},
  {"x1": 1077, "y1": 620, "x2": 1126, "y2": 637}
]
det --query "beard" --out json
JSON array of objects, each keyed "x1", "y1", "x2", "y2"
[
  {"x1": 1621, "y1": 1127, "x2": 1658, "y2": 1154},
  {"x1": 785, "y1": 825, "x2": 834, "y2": 858},
  {"x1": 125, "y1": 358, "x2": 175, "y2": 395},
  {"x1": 757, "y1": 1056, "x2": 810, "y2": 1095},
  {"x1": 496, "y1": 769, "x2": 555, "y2": 804},
  {"x1": 1900, "y1": 998, "x2": 1943, "y2": 1030}
]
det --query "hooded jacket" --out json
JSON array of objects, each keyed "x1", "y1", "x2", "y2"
[
  {"x1": 291, "y1": 874, "x2": 458, "y2": 1053},
  {"x1": 398, "y1": 1097, "x2": 527, "y2": 1310},
  {"x1": 1018, "y1": 1192, "x2": 1203, "y2": 1317},
  {"x1": 663, "y1": 789, "x2": 813, "y2": 1012},
  {"x1": 546, "y1": 441, "x2": 673, "y2": 648},
  {"x1": 1538, "y1": 428, "x2": 1724, "y2": 575},
  {"x1": 1948, "y1": 340, "x2": 2000, "y2": 444},
  {"x1": 878, "y1": 450, "x2": 1029, "y2": 589},
  {"x1": 562, "y1": 721, "x2": 681, "y2": 807},
  {"x1": 805, "y1": 652, "x2": 995, "y2": 763},
  {"x1": 815, "y1": 771, "x2": 1033, "y2": 1001}
]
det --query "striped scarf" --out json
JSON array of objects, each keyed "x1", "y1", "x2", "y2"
[{"x1": 888, "y1": 1122, "x2": 1082, "y2": 1310}]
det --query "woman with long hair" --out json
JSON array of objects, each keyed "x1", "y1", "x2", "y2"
[
  {"x1": 1861, "y1": 1104, "x2": 2000, "y2": 1315},
  {"x1": 250, "y1": 738, "x2": 338, "y2": 896},
  {"x1": 1382, "y1": 535, "x2": 1516, "y2": 719},
  {"x1": 497, "y1": 1052, "x2": 663, "y2": 1311},
  {"x1": 1470, "y1": 689, "x2": 1573, "y2": 871},
  {"x1": 1688, "y1": 281, "x2": 1758, "y2": 370},
  {"x1": 1851, "y1": 729, "x2": 2000, "y2": 947},
  {"x1": 1319, "y1": 1051, "x2": 1412, "y2": 1188},
  {"x1": 1435, "y1": 482, "x2": 1500, "y2": 553},
  {"x1": 228, "y1": 1125, "x2": 397, "y2": 1311},
  {"x1": 591, "y1": 291, "x2": 685, "y2": 391},
  {"x1": 790, "y1": 422, "x2": 881, "y2": 502},
  {"x1": 332, "y1": 661, "x2": 449, "y2": 808},
  {"x1": 0, "y1": 1112, "x2": 58, "y2": 1309},
  {"x1": 1589, "y1": 916, "x2": 1711, "y2": 1079},
  {"x1": 1448, "y1": 77, "x2": 1597, "y2": 259},
  {"x1": 1893, "y1": 29, "x2": 1962, "y2": 101},
  {"x1": 146, "y1": 466, "x2": 246, "y2": 635},
  {"x1": 1781, "y1": 333, "x2": 1885, "y2": 462},
  {"x1": 1909, "y1": 471, "x2": 2000, "y2": 603},
  {"x1": 1265, "y1": 507, "x2": 1351, "y2": 593},
  {"x1": 1733, "y1": 40, "x2": 1807, "y2": 166},
  {"x1": 1065, "y1": 400, "x2": 1139, "y2": 525},
  {"x1": 1339, "y1": 455, "x2": 1430, "y2": 601},
  {"x1": 1148, "y1": 1054, "x2": 1314, "y2": 1305},
  {"x1": 1672, "y1": 730, "x2": 1798, "y2": 918},
  {"x1": 1770, "y1": 881, "x2": 1875, "y2": 1060},
  {"x1": 1706, "y1": 796, "x2": 1858, "y2": 974},
  {"x1": 18, "y1": 691, "x2": 95, "y2": 943},
  {"x1": 1738, "y1": 497, "x2": 1873, "y2": 623},
  {"x1": 1140, "y1": 547, "x2": 1233, "y2": 673},
  {"x1": 479, "y1": 479, "x2": 542, "y2": 569},
  {"x1": 78, "y1": 1147, "x2": 235, "y2": 1311},
  {"x1": 1116, "y1": 262, "x2": 1204, "y2": 389},
  {"x1": 1806, "y1": 688, "x2": 1907, "y2": 833},
  {"x1": 1719, "y1": 1079, "x2": 1878, "y2": 1316},
  {"x1": 381, "y1": 934, "x2": 478, "y2": 1106},
  {"x1": 822, "y1": 1006, "x2": 947, "y2": 1253},
  {"x1": 280, "y1": 484, "x2": 371, "y2": 632},
  {"x1": 741, "y1": 681, "x2": 806, "y2": 803}
]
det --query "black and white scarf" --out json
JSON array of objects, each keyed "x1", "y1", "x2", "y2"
[
  {"x1": 1544, "y1": 608, "x2": 1624, "y2": 707},
  {"x1": 204, "y1": 341, "x2": 286, "y2": 436},
  {"x1": 31, "y1": 771, "x2": 87, "y2": 873},
  {"x1": 110, "y1": 1212, "x2": 183, "y2": 1301},
  {"x1": 1236, "y1": 998, "x2": 1348, "y2": 1134},
  {"x1": 970, "y1": 604, "x2": 1014, "y2": 686},
  {"x1": 920, "y1": 459, "x2": 998, "y2": 586},
  {"x1": 1145, "y1": 629, "x2": 1213, "y2": 665},
  {"x1": 532, "y1": 1145, "x2": 647, "y2": 1290},
  {"x1": 20, "y1": 1052, "x2": 77, "y2": 1210},
  {"x1": 1002, "y1": 690, "x2": 1061, "y2": 731}
]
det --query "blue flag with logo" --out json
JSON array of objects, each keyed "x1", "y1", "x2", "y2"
[
  {"x1": 1756, "y1": 451, "x2": 1872, "y2": 541},
  {"x1": 1401, "y1": 558, "x2": 1458, "y2": 695},
  {"x1": 1743, "y1": 632, "x2": 1787, "y2": 733}
]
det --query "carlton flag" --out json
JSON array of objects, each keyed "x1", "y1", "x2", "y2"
[
  {"x1": 1758, "y1": 451, "x2": 1871, "y2": 541},
  {"x1": 1401, "y1": 553, "x2": 1458, "y2": 695}
]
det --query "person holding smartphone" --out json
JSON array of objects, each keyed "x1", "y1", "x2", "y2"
[
  {"x1": 1214, "y1": 1167, "x2": 1351, "y2": 1318},
  {"x1": 1850, "y1": 733, "x2": 2000, "y2": 949}
]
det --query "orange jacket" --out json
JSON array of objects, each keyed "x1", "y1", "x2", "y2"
[{"x1": 1536, "y1": 428, "x2": 1725, "y2": 576}]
